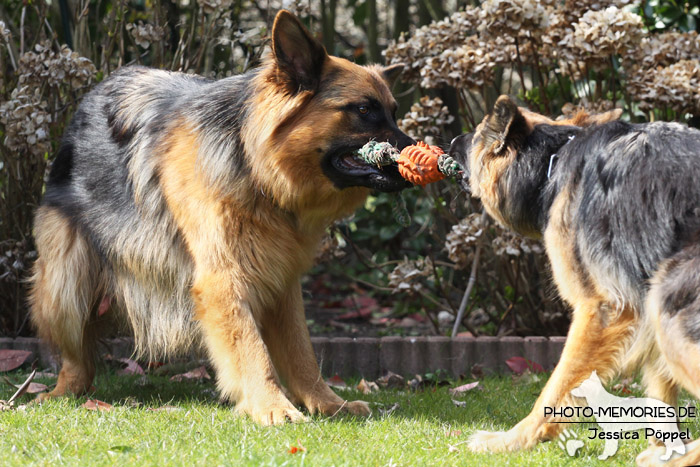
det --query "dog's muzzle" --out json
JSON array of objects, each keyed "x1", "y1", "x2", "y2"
[{"x1": 449, "y1": 133, "x2": 473, "y2": 193}]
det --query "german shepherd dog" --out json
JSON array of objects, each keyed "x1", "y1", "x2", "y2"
[
  {"x1": 29, "y1": 10, "x2": 413, "y2": 425},
  {"x1": 449, "y1": 95, "x2": 700, "y2": 465}
]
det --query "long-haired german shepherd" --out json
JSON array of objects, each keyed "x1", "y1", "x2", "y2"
[
  {"x1": 29, "y1": 10, "x2": 413, "y2": 425},
  {"x1": 450, "y1": 95, "x2": 700, "y2": 465}
]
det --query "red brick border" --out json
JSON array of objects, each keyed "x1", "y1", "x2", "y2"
[{"x1": 0, "y1": 336, "x2": 566, "y2": 378}]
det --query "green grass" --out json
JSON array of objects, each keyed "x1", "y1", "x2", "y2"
[{"x1": 0, "y1": 369, "x2": 697, "y2": 466}]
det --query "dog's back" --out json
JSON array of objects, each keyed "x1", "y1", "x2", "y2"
[{"x1": 544, "y1": 120, "x2": 700, "y2": 308}]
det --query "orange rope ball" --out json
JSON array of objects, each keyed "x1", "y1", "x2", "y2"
[{"x1": 397, "y1": 141, "x2": 446, "y2": 186}]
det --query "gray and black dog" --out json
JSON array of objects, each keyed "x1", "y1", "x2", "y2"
[{"x1": 449, "y1": 95, "x2": 700, "y2": 466}]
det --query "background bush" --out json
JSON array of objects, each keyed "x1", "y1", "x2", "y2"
[{"x1": 1, "y1": 0, "x2": 698, "y2": 338}]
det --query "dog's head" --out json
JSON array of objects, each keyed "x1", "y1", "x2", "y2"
[
  {"x1": 448, "y1": 95, "x2": 621, "y2": 232},
  {"x1": 250, "y1": 11, "x2": 413, "y2": 216}
]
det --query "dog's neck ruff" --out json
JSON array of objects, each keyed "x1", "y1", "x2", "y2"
[{"x1": 547, "y1": 134, "x2": 576, "y2": 179}]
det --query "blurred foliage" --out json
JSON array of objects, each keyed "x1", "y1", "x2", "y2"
[
  {"x1": 1, "y1": 0, "x2": 699, "y2": 339},
  {"x1": 639, "y1": 0, "x2": 700, "y2": 31}
]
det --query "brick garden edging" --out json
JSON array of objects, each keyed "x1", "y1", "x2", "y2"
[{"x1": 0, "y1": 336, "x2": 566, "y2": 379}]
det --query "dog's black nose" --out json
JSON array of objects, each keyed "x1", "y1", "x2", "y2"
[{"x1": 395, "y1": 132, "x2": 416, "y2": 151}]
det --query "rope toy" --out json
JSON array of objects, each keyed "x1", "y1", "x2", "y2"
[
  {"x1": 355, "y1": 141, "x2": 463, "y2": 226},
  {"x1": 356, "y1": 141, "x2": 461, "y2": 186}
]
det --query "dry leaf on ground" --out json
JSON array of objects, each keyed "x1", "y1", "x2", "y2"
[
  {"x1": 0, "y1": 350, "x2": 32, "y2": 372},
  {"x1": 449, "y1": 381, "x2": 480, "y2": 396},
  {"x1": 82, "y1": 399, "x2": 113, "y2": 412},
  {"x1": 356, "y1": 378, "x2": 379, "y2": 394},
  {"x1": 505, "y1": 356, "x2": 544, "y2": 375},
  {"x1": 325, "y1": 374, "x2": 347, "y2": 390},
  {"x1": 376, "y1": 371, "x2": 405, "y2": 389},
  {"x1": 169, "y1": 366, "x2": 211, "y2": 382}
]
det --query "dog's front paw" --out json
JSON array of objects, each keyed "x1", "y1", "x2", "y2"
[
  {"x1": 236, "y1": 399, "x2": 308, "y2": 425},
  {"x1": 345, "y1": 400, "x2": 371, "y2": 416},
  {"x1": 468, "y1": 421, "x2": 543, "y2": 453},
  {"x1": 468, "y1": 430, "x2": 515, "y2": 452},
  {"x1": 636, "y1": 444, "x2": 668, "y2": 467}
]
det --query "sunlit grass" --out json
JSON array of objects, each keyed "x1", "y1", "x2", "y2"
[{"x1": 0, "y1": 369, "x2": 697, "y2": 466}]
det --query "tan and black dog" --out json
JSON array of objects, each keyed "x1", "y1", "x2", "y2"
[
  {"x1": 450, "y1": 95, "x2": 700, "y2": 465},
  {"x1": 29, "y1": 10, "x2": 413, "y2": 425}
]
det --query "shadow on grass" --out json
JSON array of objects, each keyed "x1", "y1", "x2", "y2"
[{"x1": 4, "y1": 364, "x2": 544, "y2": 428}]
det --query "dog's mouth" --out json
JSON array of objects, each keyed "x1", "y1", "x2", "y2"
[
  {"x1": 323, "y1": 146, "x2": 412, "y2": 192},
  {"x1": 335, "y1": 152, "x2": 374, "y2": 174}
]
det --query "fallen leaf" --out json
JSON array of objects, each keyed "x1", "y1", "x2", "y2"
[
  {"x1": 82, "y1": 399, "x2": 113, "y2": 412},
  {"x1": 24, "y1": 382, "x2": 48, "y2": 394},
  {"x1": 325, "y1": 374, "x2": 347, "y2": 390},
  {"x1": 169, "y1": 366, "x2": 211, "y2": 382},
  {"x1": 117, "y1": 358, "x2": 145, "y2": 376},
  {"x1": 611, "y1": 378, "x2": 641, "y2": 395},
  {"x1": 448, "y1": 444, "x2": 460, "y2": 453},
  {"x1": 449, "y1": 381, "x2": 480, "y2": 396},
  {"x1": 408, "y1": 374, "x2": 424, "y2": 391},
  {"x1": 376, "y1": 371, "x2": 405, "y2": 389},
  {"x1": 33, "y1": 371, "x2": 57, "y2": 379},
  {"x1": 104, "y1": 355, "x2": 145, "y2": 376},
  {"x1": 470, "y1": 364, "x2": 484, "y2": 380},
  {"x1": 446, "y1": 430, "x2": 462, "y2": 437},
  {"x1": 451, "y1": 399, "x2": 467, "y2": 407},
  {"x1": 288, "y1": 439, "x2": 306, "y2": 454},
  {"x1": 0, "y1": 350, "x2": 32, "y2": 372},
  {"x1": 505, "y1": 356, "x2": 544, "y2": 375},
  {"x1": 356, "y1": 378, "x2": 379, "y2": 394}
]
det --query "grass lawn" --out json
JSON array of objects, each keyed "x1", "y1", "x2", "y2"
[{"x1": 0, "y1": 368, "x2": 698, "y2": 466}]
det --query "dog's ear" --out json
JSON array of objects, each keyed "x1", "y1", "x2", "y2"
[
  {"x1": 271, "y1": 10, "x2": 327, "y2": 92},
  {"x1": 381, "y1": 63, "x2": 404, "y2": 88},
  {"x1": 590, "y1": 370, "x2": 600, "y2": 381},
  {"x1": 482, "y1": 95, "x2": 529, "y2": 155}
]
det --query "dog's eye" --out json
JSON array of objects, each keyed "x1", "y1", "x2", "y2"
[{"x1": 358, "y1": 105, "x2": 369, "y2": 115}]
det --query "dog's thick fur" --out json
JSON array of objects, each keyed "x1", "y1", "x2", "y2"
[
  {"x1": 450, "y1": 95, "x2": 700, "y2": 465},
  {"x1": 29, "y1": 11, "x2": 413, "y2": 425}
]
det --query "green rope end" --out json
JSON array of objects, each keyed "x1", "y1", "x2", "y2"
[
  {"x1": 356, "y1": 141, "x2": 400, "y2": 166},
  {"x1": 437, "y1": 154, "x2": 462, "y2": 177}
]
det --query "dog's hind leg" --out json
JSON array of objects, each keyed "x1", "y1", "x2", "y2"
[
  {"x1": 29, "y1": 207, "x2": 105, "y2": 400},
  {"x1": 469, "y1": 190, "x2": 636, "y2": 453},
  {"x1": 468, "y1": 300, "x2": 636, "y2": 452},
  {"x1": 637, "y1": 244, "x2": 700, "y2": 467},
  {"x1": 261, "y1": 283, "x2": 371, "y2": 417}
]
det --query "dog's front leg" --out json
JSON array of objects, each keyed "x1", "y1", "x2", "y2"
[
  {"x1": 468, "y1": 303, "x2": 635, "y2": 452},
  {"x1": 261, "y1": 282, "x2": 371, "y2": 418},
  {"x1": 193, "y1": 271, "x2": 306, "y2": 425}
]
